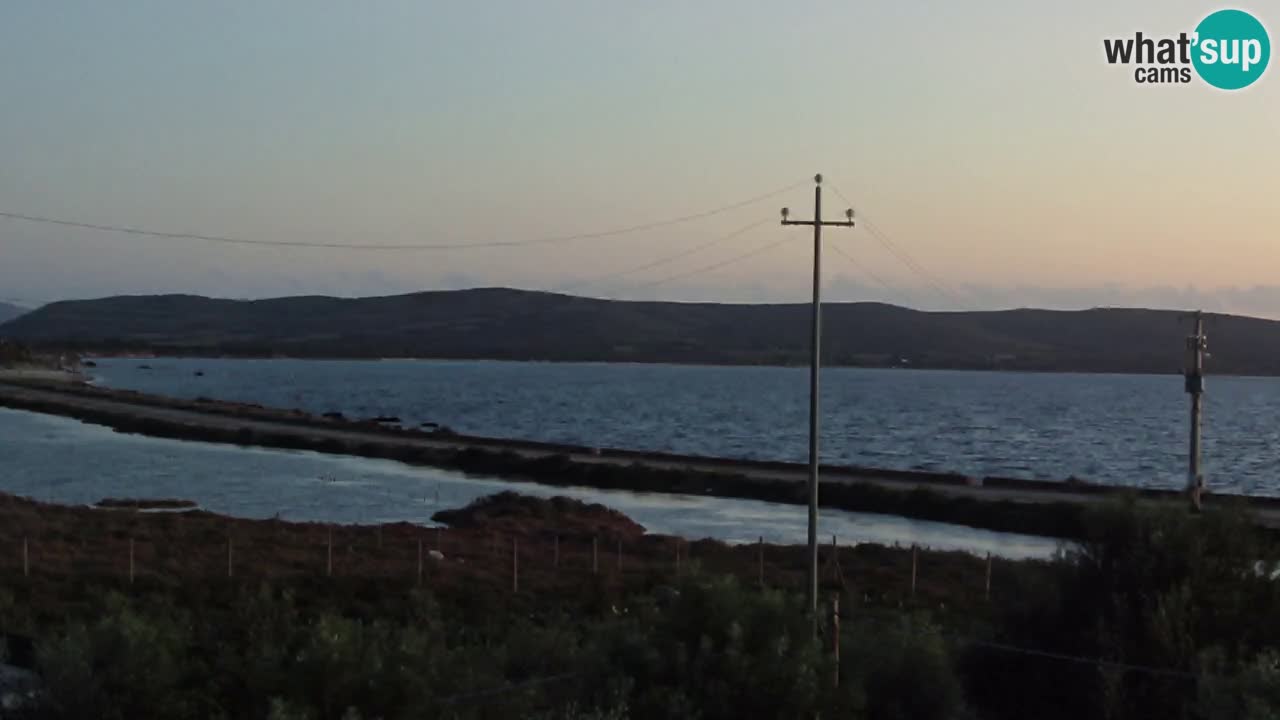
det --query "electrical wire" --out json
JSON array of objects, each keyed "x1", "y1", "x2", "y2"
[
  {"x1": 827, "y1": 242, "x2": 904, "y2": 303},
  {"x1": 625, "y1": 233, "x2": 795, "y2": 290},
  {"x1": 840, "y1": 607, "x2": 1206, "y2": 681},
  {"x1": 334, "y1": 219, "x2": 772, "y2": 334},
  {"x1": 826, "y1": 183, "x2": 968, "y2": 307},
  {"x1": 551, "y1": 218, "x2": 771, "y2": 292},
  {"x1": 0, "y1": 180, "x2": 805, "y2": 252}
]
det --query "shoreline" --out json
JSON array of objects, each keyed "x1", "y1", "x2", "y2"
[
  {"x1": 1, "y1": 377, "x2": 1275, "y2": 539},
  {"x1": 78, "y1": 350, "x2": 1223, "y2": 377}
]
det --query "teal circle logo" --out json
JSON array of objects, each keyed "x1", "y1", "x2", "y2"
[{"x1": 1192, "y1": 9, "x2": 1270, "y2": 90}]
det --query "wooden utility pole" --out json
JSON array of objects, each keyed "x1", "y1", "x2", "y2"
[
  {"x1": 781, "y1": 174, "x2": 855, "y2": 621},
  {"x1": 1185, "y1": 311, "x2": 1208, "y2": 511}
]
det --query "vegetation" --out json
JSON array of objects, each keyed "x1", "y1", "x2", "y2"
[
  {"x1": 963, "y1": 497, "x2": 1280, "y2": 720},
  {"x1": 0, "y1": 339, "x2": 35, "y2": 366},
  {"x1": 5, "y1": 288, "x2": 1280, "y2": 373},
  {"x1": 1, "y1": 495, "x2": 1278, "y2": 718}
]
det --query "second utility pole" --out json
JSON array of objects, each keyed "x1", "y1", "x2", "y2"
[
  {"x1": 1185, "y1": 310, "x2": 1207, "y2": 511},
  {"x1": 782, "y1": 174, "x2": 855, "y2": 620}
]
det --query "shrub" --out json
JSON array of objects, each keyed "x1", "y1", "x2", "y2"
[{"x1": 964, "y1": 499, "x2": 1280, "y2": 720}]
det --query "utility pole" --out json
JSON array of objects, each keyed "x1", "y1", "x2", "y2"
[
  {"x1": 781, "y1": 174, "x2": 855, "y2": 620},
  {"x1": 1185, "y1": 310, "x2": 1207, "y2": 511}
]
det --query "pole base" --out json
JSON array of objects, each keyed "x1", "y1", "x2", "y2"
[{"x1": 1187, "y1": 475, "x2": 1205, "y2": 513}]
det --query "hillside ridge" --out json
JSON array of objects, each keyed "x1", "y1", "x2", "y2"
[{"x1": 0, "y1": 288, "x2": 1271, "y2": 374}]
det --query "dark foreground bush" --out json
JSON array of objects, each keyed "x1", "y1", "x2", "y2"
[
  {"x1": 14, "y1": 501, "x2": 1280, "y2": 720},
  {"x1": 22, "y1": 576, "x2": 961, "y2": 720},
  {"x1": 963, "y1": 498, "x2": 1280, "y2": 720}
]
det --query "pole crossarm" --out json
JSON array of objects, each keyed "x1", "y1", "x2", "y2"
[{"x1": 781, "y1": 219, "x2": 855, "y2": 228}]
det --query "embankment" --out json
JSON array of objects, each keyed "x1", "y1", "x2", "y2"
[{"x1": 0, "y1": 378, "x2": 1270, "y2": 540}]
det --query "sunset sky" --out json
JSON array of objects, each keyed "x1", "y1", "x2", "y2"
[{"x1": 2, "y1": 1, "x2": 1277, "y2": 314}]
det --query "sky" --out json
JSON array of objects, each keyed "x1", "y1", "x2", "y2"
[{"x1": 1, "y1": 1, "x2": 1278, "y2": 315}]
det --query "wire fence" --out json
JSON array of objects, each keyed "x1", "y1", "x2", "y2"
[
  {"x1": 0, "y1": 494, "x2": 1240, "y2": 713},
  {"x1": 0, "y1": 495, "x2": 1008, "y2": 609}
]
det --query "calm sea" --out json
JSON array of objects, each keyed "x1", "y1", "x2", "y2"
[{"x1": 86, "y1": 357, "x2": 1280, "y2": 496}]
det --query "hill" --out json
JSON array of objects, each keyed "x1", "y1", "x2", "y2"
[
  {"x1": 0, "y1": 301, "x2": 27, "y2": 325},
  {"x1": 0, "y1": 287, "x2": 1272, "y2": 374}
]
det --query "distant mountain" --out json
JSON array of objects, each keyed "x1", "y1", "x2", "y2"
[
  {"x1": 0, "y1": 288, "x2": 1269, "y2": 374},
  {"x1": 0, "y1": 302, "x2": 28, "y2": 325}
]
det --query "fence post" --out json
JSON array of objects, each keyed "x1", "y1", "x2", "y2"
[
  {"x1": 757, "y1": 536, "x2": 764, "y2": 588},
  {"x1": 327, "y1": 526, "x2": 333, "y2": 577},
  {"x1": 592, "y1": 536, "x2": 599, "y2": 575},
  {"x1": 22, "y1": 537, "x2": 29, "y2": 578},
  {"x1": 985, "y1": 552, "x2": 992, "y2": 601},
  {"x1": 910, "y1": 545, "x2": 918, "y2": 600},
  {"x1": 830, "y1": 593, "x2": 841, "y2": 689},
  {"x1": 512, "y1": 537, "x2": 519, "y2": 593},
  {"x1": 831, "y1": 534, "x2": 837, "y2": 583}
]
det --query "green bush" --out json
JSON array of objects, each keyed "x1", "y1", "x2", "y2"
[
  {"x1": 36, "y1": 595, "x2": 207, "y2": 720},
  {"x1": 593, "y1": 575, "x2": 831, "y2": 719},
  {"x1": 964, "y1": 499, "x2": 1280, "y2": 720},
  {"x1": 856, "y1": 620, "x2": 962, "y2": 720}
]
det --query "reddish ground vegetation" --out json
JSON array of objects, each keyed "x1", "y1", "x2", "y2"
[
  {"x1": 0, "y1": 490, "x2": 1016, "y2": 629},
  {"x1": 433, "y1": 491, "x2": 645, "y2": 541}
]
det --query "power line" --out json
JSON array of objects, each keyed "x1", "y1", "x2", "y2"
[
  {"x1": 967, "y1": 640, "x2": 1199, "y2": 680},
  {"x1": 439, "y1": 616, "x2": 1203, "y2": 710},
  {"x1": 861, "y1": 218, "x2": 964, "y2": 305},
  {"x1": 343, "y1": 220, "x2": 773, "y2": 335},
  {"x1": 0, "y1": 180, "x2": 805, "y2": 252},
  {"x1": 827, "y1": 242, "x2": 902, "y2": 302},
  {"x1": 845, "y1": 608, "x2": 1205, "y2": 681},
  {"x1": 552, "y1": 218, "x2": 770, "y2": 292},
  {"x1": 624, "y1": 233, "x2": 794, "y2": 290},
  {"x1": 826, "y1": 183, "x2": 967, "y2": 307}
]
